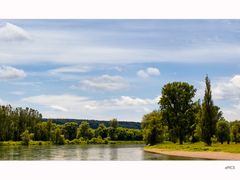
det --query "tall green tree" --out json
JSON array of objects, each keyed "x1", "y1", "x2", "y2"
[
  {"x1": 141, "y1": 110, "x2": 164, "y2": 145},
  {"x1": 108, "y1": 118, "x2": 118, "y2": 140},
  {"x1": 201, "y1": 76, "x2": 220, "y2": 146},
  {"x1": 216, "y1": 120, "x2": 230, "y2": 144},
  {"x1": 110, "y1": 118, "x2": 118, "y2": 128},
  {"x1": 159, "y1": 82, "x2": 196, "y2": 144}
]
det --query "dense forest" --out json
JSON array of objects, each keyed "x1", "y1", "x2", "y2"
[{"x1": 142, "y1": 76, "x2": 240, "y2": 146}]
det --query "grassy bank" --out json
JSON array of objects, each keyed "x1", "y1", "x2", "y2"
[
  {"x1": 145, "y1": 142, "x2": 240, "y2": 153},
  {"x1": 0, "y1": 140, "x2": 144, "y2": 146},
  {"x1": 0, "y1": 141, "x2": 52, "y2": 146}
]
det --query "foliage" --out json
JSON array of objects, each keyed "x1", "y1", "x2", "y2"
[
  {"x1": 53, "y1": 128, "x2": 65, "y2": 145},
  {"x1": 110, "y1": 118, "x2": 118, "y2": 128},
  {"x1": 141, "y1": 111, "x2": 164, "y2": 145},
  {"x1": 95, "y1": 123, "x2": 108, "y2": 139},
  {"x1": 0, "y1": 105, "x2": 42, "y2": 141},
  {"x1": 201, "y1": 76, "x2": 222, "y2": 146},
  {"x1": 230, "y1": 121, "x2": 240, "y2": 143},
  {"x1": 216, "y1": 120, "x2": 230, "y2": 144},
  {"x1": 77, "y1": 121, "x2": 94, "y2": 140},
  {"x1": 62, "y1": 122, "x2": 78, "y2": 140},
  {"x1": 108, "y1": 127, "x2": 118, "y2": 140},
  {"x1": 20, "y1": 130, "x2": 34, "y2": 145},
  {"x1": 159, "y1": 82, "x2": 196, "y2": 144},
  {"x1": 42, "y1": 118, "x2": 141, "y2": 129}
]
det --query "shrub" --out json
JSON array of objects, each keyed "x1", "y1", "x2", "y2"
[{"x1": 20, "y1": 130, "x2": 34, "y2": 145}]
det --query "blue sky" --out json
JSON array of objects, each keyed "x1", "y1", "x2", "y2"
[{"x1": 0, "y1": 20, "x2": 240, "y2": 122}]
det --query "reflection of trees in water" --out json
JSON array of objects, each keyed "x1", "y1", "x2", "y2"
[
  {"x1": 81, "y1": 146, "x2": 89, "y2": 160},
  {"x1": 0, "y1": 144, "x2": 196, "y2": 160},
  {"x1": 110, "y1": 147, "x2": 118, "y2": 160}
]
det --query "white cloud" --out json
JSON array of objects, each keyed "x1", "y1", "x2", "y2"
[
  {"x1": 80, "y1": 74, "x2": 129, "y2": 91},
  {"x1": 212, "y1": 75, "x2": 240, "y2": 100},
  {"x1": 21, "y1": 94, "x2": 158, "y2": 121},
  {"x1": 2, "y1": 23, "x2": 240, "y2": 65},
  {"x1": 0, "y1": 22, "x2": 30, "y2": 41},
  {"x1": 137, "y1": 67, "x2": 160, "y2": 78},
  {"x1": 111, "y1": 96, "x2": 154, "y2": 106},
  {"x1": 0, "y1": 65, "x2": 26, "y2": 80},
  {"x1": 137, "y1": 70, "x2": 149, "y2": 78},
  {"x1": 49, "y1": 65, "x2": 91, "y2": 75},
  {"x1": 50, "y1": 105, "x2": 68, "y2": 112}
]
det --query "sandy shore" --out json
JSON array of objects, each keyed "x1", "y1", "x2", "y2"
[{"x1": 144, "y1": 148, "x2": 240, "y2": 160}]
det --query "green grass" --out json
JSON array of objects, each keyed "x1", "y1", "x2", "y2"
[
  {"x1": 0, "y1": 141, "x2": 52, "y2": 146},
  {"x1": 0, "y1": 140, "x2": 144, "y2": 146},
  {"x1": 146, "y1": 141, "x2": 240, "y2": 153}
]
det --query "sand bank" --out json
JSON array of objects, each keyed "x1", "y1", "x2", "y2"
[{"x1": 144, "y1": 148, "x2": 240, "y2": 160}]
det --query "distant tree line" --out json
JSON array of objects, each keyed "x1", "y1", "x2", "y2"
[
  {"x1": 142, "y1": 76, "x2": 240, "y2": 146},
  {"x1": 42, "y1": 118, "x2": 141, "y2": 129},
  {"x1": 0, "y1": 106, "x2": 143, "y2": 145}
]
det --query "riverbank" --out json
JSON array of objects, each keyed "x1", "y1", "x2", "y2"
[
  {"x1": 0, "y1": 140, "x2": 144, "y2": 146},
  {"x1": 144, "y1": 142, "x2": 240, "y2": 160}
]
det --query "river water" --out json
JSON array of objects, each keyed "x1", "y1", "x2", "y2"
[{"x1": 0, "y1": 144, "x2": 200, "y2": 160}]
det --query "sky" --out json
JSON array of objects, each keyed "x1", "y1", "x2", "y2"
[{"x1": 0, "y1": 19, "x2": 240, "y2": 122}]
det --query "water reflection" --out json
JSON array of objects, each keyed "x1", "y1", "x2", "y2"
[{"x1": 0, "y1": 144, "x2": 203, "y2": 160}]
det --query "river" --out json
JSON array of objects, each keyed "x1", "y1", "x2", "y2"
[{"x1": 0, "y1": 144, "x2": 200, "y2": 160}]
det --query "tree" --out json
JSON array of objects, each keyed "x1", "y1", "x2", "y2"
[
  {"x1": 141, "y1": 111, "x2": 164, "y2": 145},
  {"x1": 216, "y1": 120, "x2": 230, "y2": 144},
  {"x1": 21, "y1": 130, "x2": 34, "y2": 145},
  {"x1": 77, "y1": 121, "x2": 93, "y2": 140},
  {"x1": 110, "y1": 118, "x2": 118, "y2": 128},
  {"x1": 159, "y1": 82, "x2": 196, "y2": 144},
  {"x1": 231, "y1": 121, "x2": 240, "y2": 144},
  {"x1": 95, "y1": 123, "x2": 108, "y2": 139},
  {"x1": 108, "y1": 118, "x2": 118, "y2": 140},
  {"x1": 201, "y1": 76, "x2": 221, "y2": 146},
  {"x1": 62, "y1": 122, "x2": 78, "y2": 140},
  {"x1": 54, "y1": 127, "x2": 65, "y2": 145}
]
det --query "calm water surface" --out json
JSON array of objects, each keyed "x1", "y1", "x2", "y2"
[{"x1": 0, "y1": 144, "x2": 200, "y2": 160}]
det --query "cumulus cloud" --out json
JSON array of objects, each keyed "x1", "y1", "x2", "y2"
[
  {"x1": 80, "y1": 74, "x2": 129, "y2": 91},
  {"x1": 0, "y1": 65, "x2": 26, "y2": 80},
  {"x1": 137, "y1": 67, "x2": 160, "y2": 78},
  {"x1": 111, "y1": 96, "x2": 154, "y2": 106},
  {"x1": 0, "y1": 22, "x2": 30, "y2": 41},
  {"x1": 212, "y1": 75, "x2": 240, "y2": 100}
]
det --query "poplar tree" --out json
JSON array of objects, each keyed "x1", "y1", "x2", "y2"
[{"x1": 201, "y1": 76, "x2": 216, "y2": 146}]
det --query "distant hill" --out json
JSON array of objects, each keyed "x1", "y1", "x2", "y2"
[{"x1": 42, "y1": 118, "x2": 141, "y2": 129}]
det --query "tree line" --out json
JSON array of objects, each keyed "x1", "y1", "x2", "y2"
[
  {"x1": 0, "y1": 106, "x2": 143, "y2": 145},
  {"x1": 142, "y1": 76, "x2": 240, "y2": 146},
  {"x1": 42, "y1": 118, "x2": 141, "y2": 129}
]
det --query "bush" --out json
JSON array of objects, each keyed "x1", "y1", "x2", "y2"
[
  {"x1": 20, "y1": 130, "x2": 34, "y2": 145},
  {"x1": 54, "y1": 128, "x2": 65, "y2": 145}
]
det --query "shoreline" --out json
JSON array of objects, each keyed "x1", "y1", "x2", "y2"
[{"x1": 144, "y1": 148, "x2": 240, "y2": 160}]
